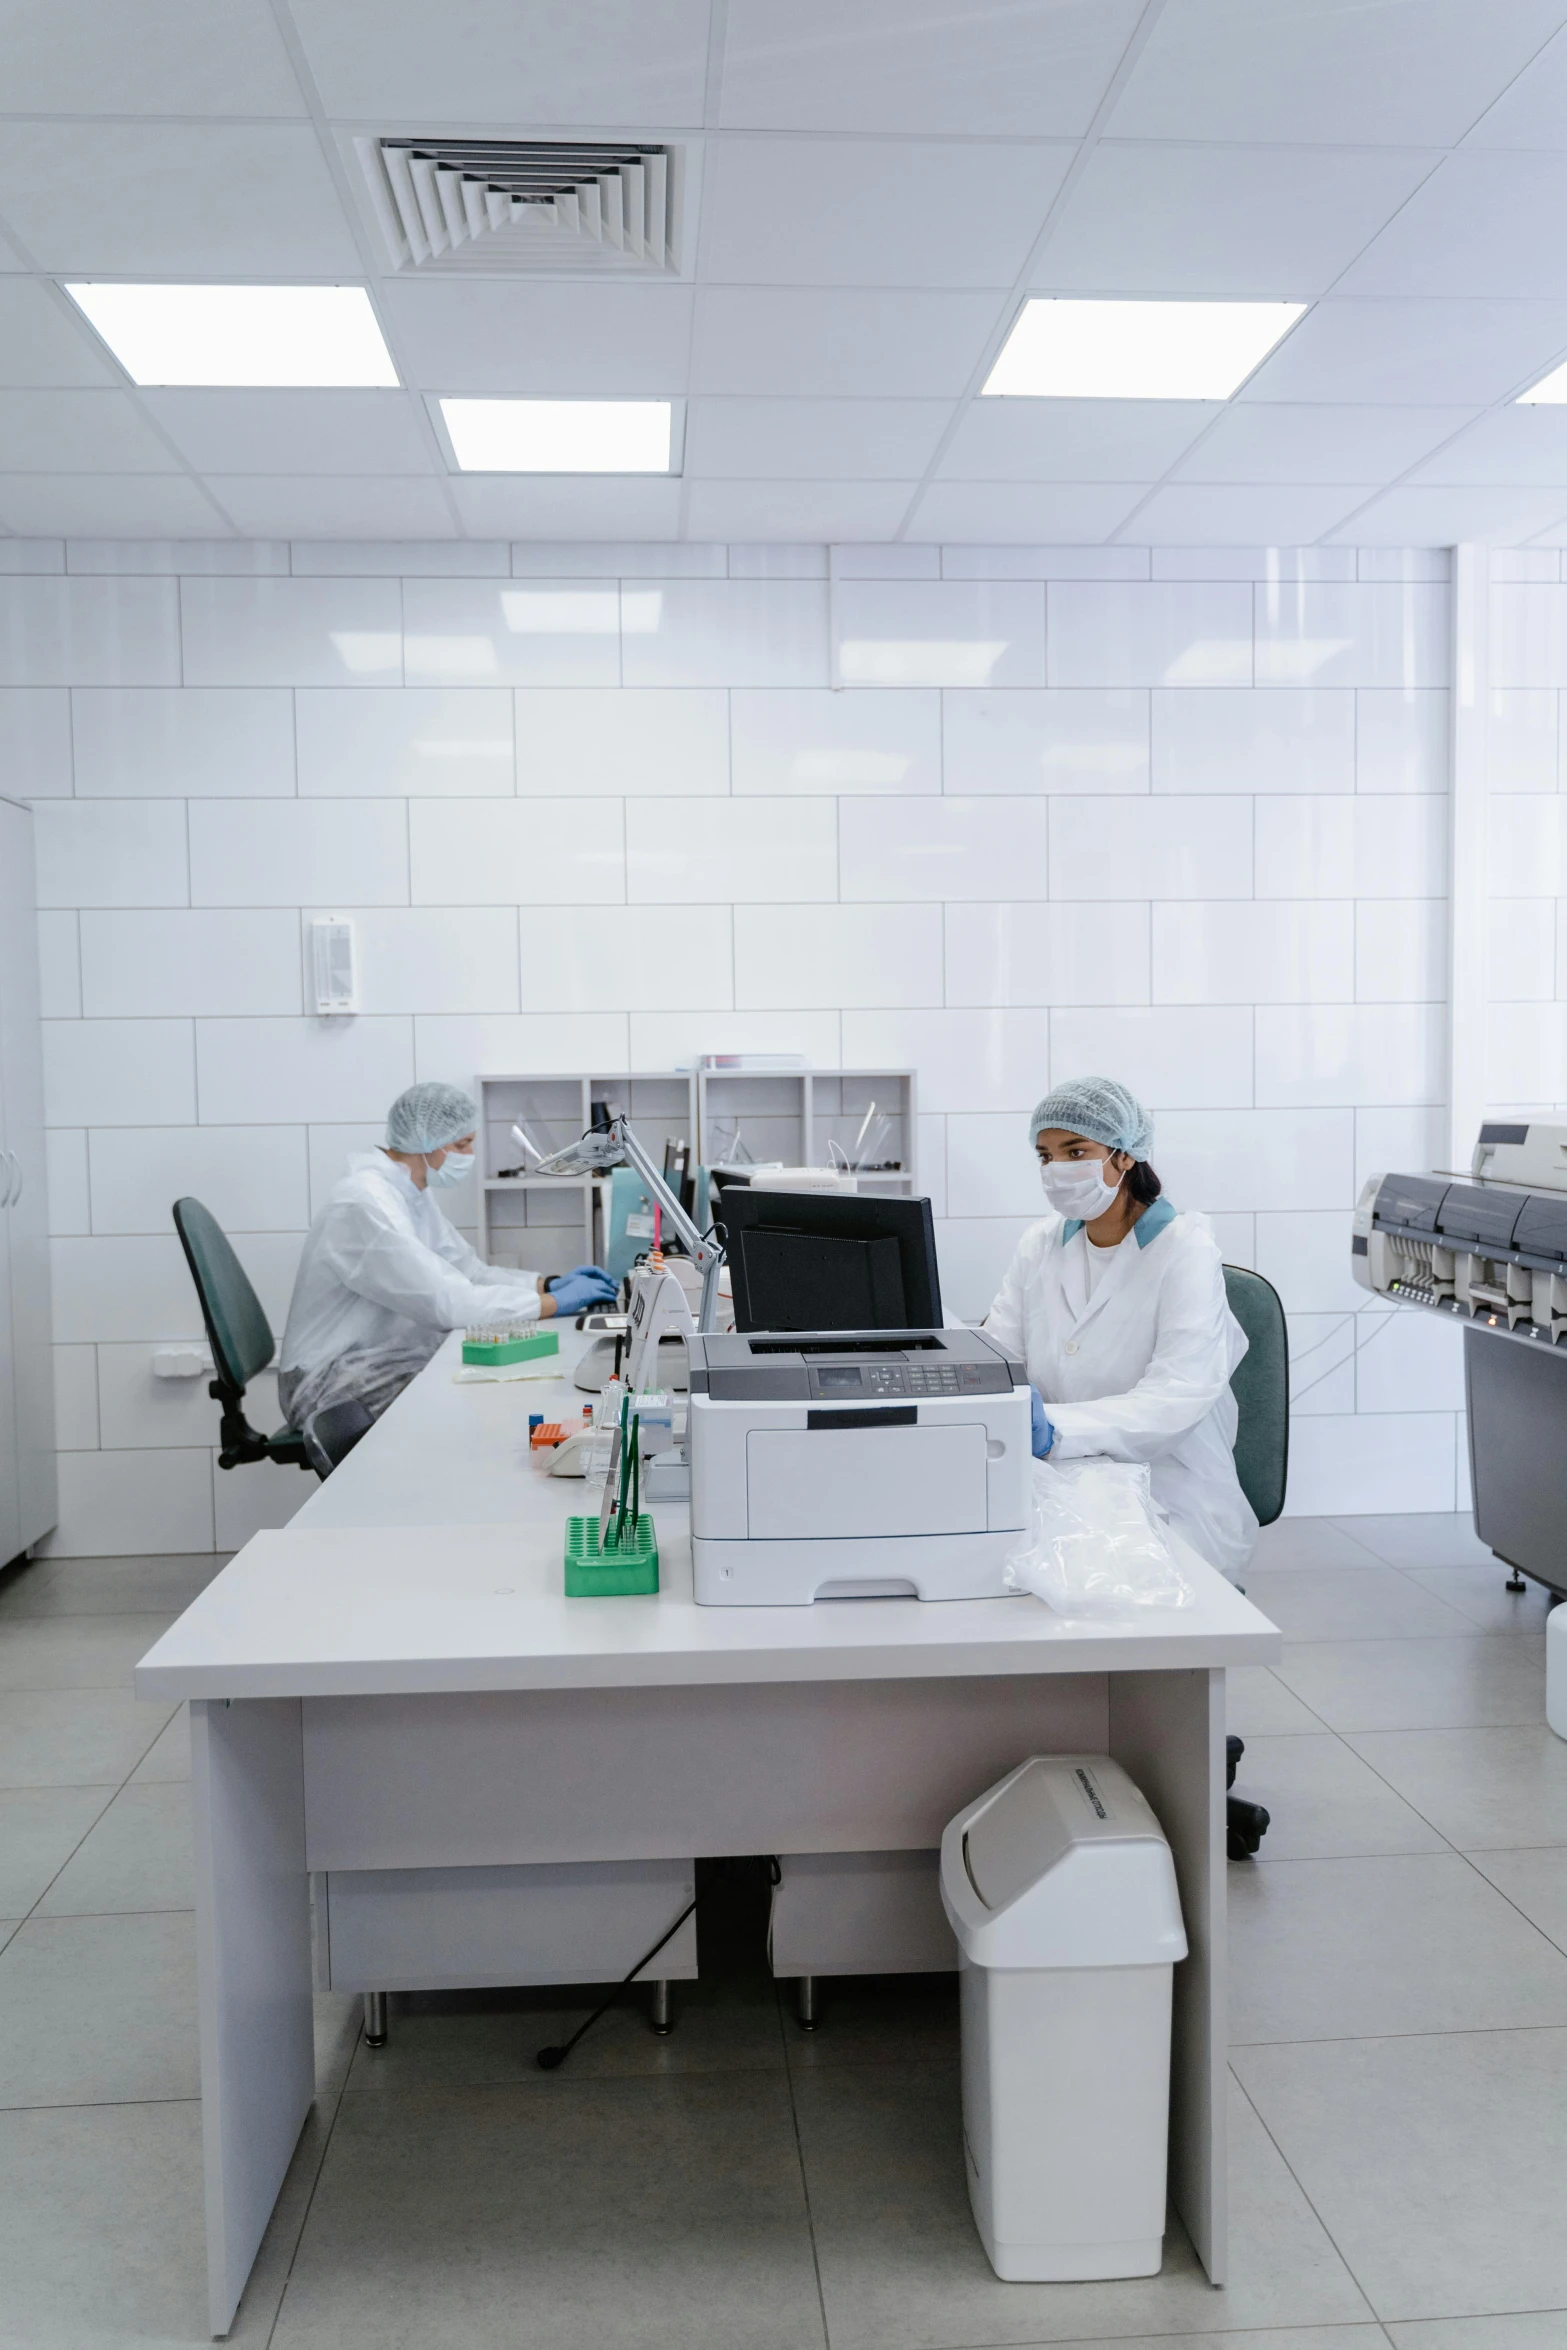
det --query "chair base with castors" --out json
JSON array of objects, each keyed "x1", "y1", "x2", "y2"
[{"x1": 1226, "y1": 1734, "x2": 1270, "y2": 1860}]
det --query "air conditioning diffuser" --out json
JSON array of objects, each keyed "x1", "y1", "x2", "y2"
[{"x1": 357, "y1": 137, "x2": 676, "y2": 275}]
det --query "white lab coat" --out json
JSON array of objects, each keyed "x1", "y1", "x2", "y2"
[
  {"x1": 280, "y1": 1152, "x2": 543, "y2": 1391},
  {"x1": 985, "y1": 1201, "x2": 1258, "y2": 1582}
]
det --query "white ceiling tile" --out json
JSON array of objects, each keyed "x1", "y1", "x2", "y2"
[
  {"x1": 1341, "y1": 153, "x2": 1567, "y2": 298},
  {"x1": 0, "y1": 124, "x2": 361, "y2": 276},
  {"x1": 449, "y1": 476, "x2": 685, "y2": 539},
  {"x1": 289, "y1": 0, "x2": 712, "y2": 119},
  {"x1": 1107, "y1": 0, "x2": 1567, "y2": 145},
  {"x1": 937, "y1": 398, "x2": 1214, "y2": 482},
  {"x1": 1124, "y1": 484, "x2": 1377, "y2": 546},
  {"x1": 906, "y1": 483, "x2": 1145, "y2": 542},
  {"x1": 719, "y1": 0, "x2": 1141, "y2": 135},
  {"x1": 1326, "y1": 485, "x2": 1567, "y2": 544},
  {"x1": 682, "y1": 480, "x2": 916, "y2": 539},
  {"x1": 2, "y1": 0, "x2": 306, "y2": 112},
  {"x1": 141, "y1": 391, "x2": 436, "y2": 477},
  {"x1": 1173, "y1": 403, "x2": 1478, "y2": 485},
  {"x1": 206, "y1": 477, "x2": 459, "y2": 537},
  {"x1": 1036, "y1": 144, "x2": 1435, "y2": 299},
  {"x1": 701, "y1": 137, "x2": 1072, "y2": 289},
  {"x1": 0, "y1": 391, "x2": 181, "y2": 474},
  {"x1": 686, "y1": 398, "x2": 949, "y2": 479},
  {"x1": 1465, "y1": 25, "x2": 1567, "y2": 146},
  {"x1": 1409, "y1": 408, "x2": 1567, "y2": 486},
  {"x1": 1240, "y1": 299, "x2": 1567, "y2": 406},
  {"x1": 0, "y1": 476, "x2": 231, "y2": 536},
  {"x1": 0, "y1": 281, "x2": 119, "y2": 388},
  {"x1": 378, "y1": 280, "x2": 695, "y2": 396},
  {"x1": 693, "y1": 288, "x2": 1002, "y2": 396}
]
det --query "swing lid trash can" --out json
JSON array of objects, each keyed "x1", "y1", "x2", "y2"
[{"x1": 941, "y1": 1755, "x2": 1188, "y2": 1971}]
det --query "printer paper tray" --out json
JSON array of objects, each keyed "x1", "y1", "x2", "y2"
[{"x1": 691, "y1": 1530, "x2": 1024, "y2": 1607}]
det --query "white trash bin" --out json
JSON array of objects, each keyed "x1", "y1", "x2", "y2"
[
  {"x1": 1548, "y1": 1599, "x2": 1567, "y2": 1740},
  {"x1": 940, "y1": 1754, "x2": 1188, "y2": 2283}
]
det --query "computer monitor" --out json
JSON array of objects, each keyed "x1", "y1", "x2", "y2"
[{"x1": 715, "y1": 1186, "x2": 943, "y2": 1332}]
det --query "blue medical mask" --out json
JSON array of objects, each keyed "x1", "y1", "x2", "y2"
[
  {"x1": 1039, "y1": 1157, "x2": 1122, "y2": 1219},
  {"x1": 425, "y1": 1148, "x2": 475, "y2": 1190}
]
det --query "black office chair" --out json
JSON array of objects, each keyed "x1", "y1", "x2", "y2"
[
  {"x1": 173, "y1": 1196, "x2": 312, "y2": 1474},
  {"x1": 1222, "y1": 1265, "x2": 1290, "y2": 1862}
]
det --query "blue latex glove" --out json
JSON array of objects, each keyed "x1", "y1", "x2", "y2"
[
  {"x1": 1029, "y1": 1385, "x2": 1056, "y2": 1460},
  {"x1": 547, "y1": 1265, "x2": 618, "y2": 1314}
]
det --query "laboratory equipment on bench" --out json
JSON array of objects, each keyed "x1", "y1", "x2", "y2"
[
  {"x1": 462, "y1": 1323, "x2": 559, "y2": 1368},
  {"x1": 685, "y1": 1327, "x2": 1030, "y2": 1605},
  {"x1": 1353, "y1": 1119, "x2": 1567, "y2": 1600},
  {"x1": 536, "y1": 1114, "x2": 722, "y2": 1487},
  {"x1": 715, "y1": 1185, "x2": 942, "y2": 1332},
  {"x1": 564, "y1": 1388, "x2": 659, "y2": 1595},
  {"x1": 940, "y1": 1756, "x2": 1187, "y2": 2283}
]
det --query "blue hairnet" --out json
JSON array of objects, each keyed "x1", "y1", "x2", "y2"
[
  {"x1": 1028, "y1": 1077, "x2": 1154, "y2": 1159},
  {"x1": 386, "y1": 1081, "x2": 479, "y2": 1156}
]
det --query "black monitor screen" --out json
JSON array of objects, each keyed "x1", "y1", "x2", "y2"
[{"x1": 715, "y1": 1187, "x2": 942, "y2": 1332}]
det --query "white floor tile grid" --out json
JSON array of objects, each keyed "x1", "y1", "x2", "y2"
[{"x1": 3, "y1": 1523, "x2": 1567, "y2": 2347}]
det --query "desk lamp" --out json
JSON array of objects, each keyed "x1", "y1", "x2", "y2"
[{"x1": 533, "y1": 1117, "x2": 725, "y2": 1334}]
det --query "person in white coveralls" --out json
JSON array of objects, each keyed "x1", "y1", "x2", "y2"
[
  {"x1": 278, "y1": 1081, "x2": 615, "y2": 1434},
  {"x1": 984, "y1": 1075, "x2": 1257, "y2": 1584}
]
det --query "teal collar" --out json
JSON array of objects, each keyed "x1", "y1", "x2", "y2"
[{"x1": 1062, "y1": 1198, "x2": 1176, "y2": 1249}]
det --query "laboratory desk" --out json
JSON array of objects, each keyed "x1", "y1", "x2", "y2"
[{"x1": 136, "y1": 1330, "x2": 1280, "y2": 2336}]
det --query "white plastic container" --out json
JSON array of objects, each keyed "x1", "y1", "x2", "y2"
[
  {"x1": 940, "y1": 1755, "x2": 1188, "y2": 2283},
  {"x1": 1547, "y1": 1600, "x2": 1567, "y2": 1740}
]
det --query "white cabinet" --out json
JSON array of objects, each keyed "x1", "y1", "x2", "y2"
[{"x1": 0, "y1": 797, "x2": 56, "y2": 1559}]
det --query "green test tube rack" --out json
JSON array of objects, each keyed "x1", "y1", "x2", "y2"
[
  {"x1": 461, "y1": 1325, "x2": 560, "y2": 1367},
  {"x1": 563, "y1": 1514, "x2": 659, "y2": 1597}
]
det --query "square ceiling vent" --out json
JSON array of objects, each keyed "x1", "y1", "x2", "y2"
[{"x1": 356, "y1": 137, "x2": 678, "y2": 275}]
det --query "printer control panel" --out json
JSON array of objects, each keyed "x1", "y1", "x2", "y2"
[
  {"x1": 809, "y1": 1358, "x2": 996, "y2": 1399},
  {"x1": 689, "y1": 1327, "x2": 1026, "y2": 1402}
]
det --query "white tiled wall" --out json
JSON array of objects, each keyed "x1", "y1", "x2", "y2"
[
  {"x1": 1484, "y1": 555, "x2": 1567, "y2": 1116},
  {"x1": 1, "y1": 539, "x2": 1454, "y2": 1550}
]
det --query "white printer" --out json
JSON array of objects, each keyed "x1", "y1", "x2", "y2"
[{"x1": 685, "y1": 1327, "x2": 1032, "y2": 1606}]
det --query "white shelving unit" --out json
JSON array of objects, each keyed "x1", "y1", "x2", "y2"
[
  {"x1": 474, "y1": 1066, "x2": 918, "y2": 1273},
  {"x1": 697, "y1": 1067, "x2": 917, "y2": 1198},
  {"x1": 475, "y1": 1072, "x2": 698, "y2": 1272}
]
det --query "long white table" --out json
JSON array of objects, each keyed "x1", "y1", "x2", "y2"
[{"x1": 137, "y1": 1330, "x2": 1280, "y2": 2337}]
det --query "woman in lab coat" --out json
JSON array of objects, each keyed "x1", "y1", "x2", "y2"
[
  {"x1": 984, "y1": 1077, "x2": 1257, "y2": 1583},
  {"x1": 277, "y1": 1081, "x2": 616, "y2": 1434}
]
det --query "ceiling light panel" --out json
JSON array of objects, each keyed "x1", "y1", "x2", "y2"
[
  {"x1": 1518, "y1": 359, "x2": 1567, "y2": 403},
  {"x1": 984, "y1": 300, "x2": 1306, "y2": 400},
  {"x1": 63, "y1": 284, "x2": 400, "y2": 387},
  {"x1": 440, "y1": 398, "x2": 676, "y2": 473}
]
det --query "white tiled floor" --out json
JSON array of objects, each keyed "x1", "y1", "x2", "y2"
[{"x1": 0, "y1": 1515, "x2": 1563, "y2": 2347}]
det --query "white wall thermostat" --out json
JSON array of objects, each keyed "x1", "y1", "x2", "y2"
[{"x1": 310, "y1": 916, "x2": 357, "y2": 1014}]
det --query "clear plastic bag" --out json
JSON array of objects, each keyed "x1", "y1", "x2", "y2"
[{"x1": 1005, "y1": 1457, "x2": 1194, "y2": 1617}]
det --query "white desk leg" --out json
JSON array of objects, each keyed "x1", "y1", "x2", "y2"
[
  {"x1": 190, "y1": 1698, "x2": 315, "y2": 2338},
  {"x1": 1109, "y1": 1666, "x2": 1226, "y2": 2287}
]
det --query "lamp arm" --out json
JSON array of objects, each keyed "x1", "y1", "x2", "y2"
[
  {"x1": 610, "y1": 1120, "x2": 724, "y2": 1332},
  {"x1": 611, "y1": 1121, "x2": 705, "y2": 1258}
]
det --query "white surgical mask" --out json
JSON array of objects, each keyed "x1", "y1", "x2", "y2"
[
  {"x1": 425, "y1": 1149, "x2": 474, "y2": 1190},
  {"x1": 1039, "y1": 1157, "x2": 1123, "y2": 1219}
]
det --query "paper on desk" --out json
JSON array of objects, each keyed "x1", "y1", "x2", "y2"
[{"x1": 452, "y1": 1362, "x2": 563, "y2": 1385}]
